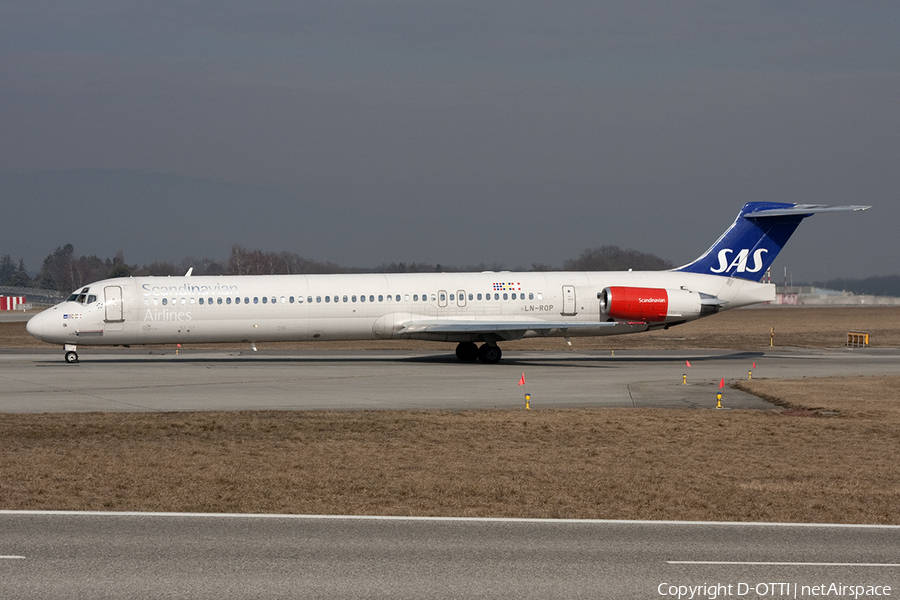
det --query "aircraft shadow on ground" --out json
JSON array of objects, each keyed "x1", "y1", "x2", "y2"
[{"x1": 32, "y1": 350, "x2": 766, "y2": 367}]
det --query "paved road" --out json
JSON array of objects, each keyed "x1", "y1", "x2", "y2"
[
  {"x1": 2, "y1": 347, "x2": 897, "y2": 412},
  {"x1": 1, "y1": 512, "x2": 898, "y2": 599}
]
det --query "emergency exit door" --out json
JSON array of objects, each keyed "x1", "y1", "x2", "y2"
[{"x1": 561, "y1": 285, "x2": 577, "y2": 316}]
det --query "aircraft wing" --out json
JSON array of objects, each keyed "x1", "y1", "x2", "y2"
[{"x1": 398, "y1": 319, "x2": 646, "y2": 341}]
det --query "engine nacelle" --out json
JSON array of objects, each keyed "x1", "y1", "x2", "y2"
[{"x1": 598, "y1": 286, "x2": 718, "y2": 322}]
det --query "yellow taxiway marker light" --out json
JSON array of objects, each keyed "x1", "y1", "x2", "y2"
[
  {"x1": 525, "y1": 393, "x2": 531, "y2": 410},
  {"x1": 683, "y1": 374, "x2": 687, "y2": 385},
  {"x1": 748, "y1": 370, "x2": 752, "y2": 380},
  {"x1": 716, "y1": 393, "x2": 723, "y2": 409}
]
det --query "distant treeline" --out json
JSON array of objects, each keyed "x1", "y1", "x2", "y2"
[
  {"x1": 2, "y1": 244, "x2": 677, "y2": 294},
  {"x1": 6, "y1": 245, "x2": 899, "y2": 297},
  {"x1": 806, "y1": 276, "x2": 900, "y2": 298}
]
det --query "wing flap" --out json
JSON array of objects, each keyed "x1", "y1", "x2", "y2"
[{"x1": 397, "y1": 319, "x2": 644, "y2": 341}]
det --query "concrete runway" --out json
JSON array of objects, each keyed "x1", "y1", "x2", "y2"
[
  {"x1": 2, "y1": 512, "x2": 899, "y2": 599},
  {"x1": 1, "y1": 346, "x2": 898, "y2": 413}
]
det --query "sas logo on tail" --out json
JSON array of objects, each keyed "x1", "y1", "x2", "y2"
[{"x1": 710, "y1": 248, "x2": 768, "y2": 274}]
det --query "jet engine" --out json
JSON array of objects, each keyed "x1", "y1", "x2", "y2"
[{"x1": 598, "y1": 286, "x2": 720, "y2": 322}]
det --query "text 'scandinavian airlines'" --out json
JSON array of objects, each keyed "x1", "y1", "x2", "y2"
[{"x1": 27, "y1": 203, "x2": 868, "y2": 363}]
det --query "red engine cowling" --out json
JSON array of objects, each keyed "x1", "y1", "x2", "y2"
[{"x1": 598, "y1": 286, "x2": 710, "y2": 322}]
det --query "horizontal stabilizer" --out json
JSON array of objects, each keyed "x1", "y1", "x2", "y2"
[{"x1": 744, "y1": 204, "x2": 870, "y2": 218}]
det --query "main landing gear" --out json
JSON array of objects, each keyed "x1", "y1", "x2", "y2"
[{"x1": 455, "y1": 342, "x2": 502, "y2": 364}]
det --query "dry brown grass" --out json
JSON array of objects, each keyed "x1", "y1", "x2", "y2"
[{"x1": 2, "y1": 377, "x2": 899, "y2": 523}]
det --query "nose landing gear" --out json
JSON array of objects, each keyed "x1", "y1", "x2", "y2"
[{"x1": 64, "y1": 344, "x2": 79, "y2": 363}]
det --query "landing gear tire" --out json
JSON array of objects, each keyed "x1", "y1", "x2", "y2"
[
  {"x1": 455, "y1": 342, "x2": 479, "y2": 362},
  {"x1": 477, "y1": 343, "x2": 502, "y2": 364},
  {"x1": 64, "y1": 351, "x2": 79, "y2": 363}
]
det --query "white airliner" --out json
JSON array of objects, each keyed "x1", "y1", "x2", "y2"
[{"x1": 27, "y1": 202, "x2": 868, "y2": 363}]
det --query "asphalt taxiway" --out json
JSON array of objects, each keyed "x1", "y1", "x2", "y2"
[{"x1": 1, "y1": 347, "x2": 897, "y2": 413}]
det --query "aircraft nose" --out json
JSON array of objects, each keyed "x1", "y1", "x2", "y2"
[{"x1": 26, "y1": 312, "x2": 44, "y2": 340}]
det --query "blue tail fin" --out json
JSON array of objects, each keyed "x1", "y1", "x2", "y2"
[{"x1": 675, "y1": 202, "x2": 870, "y2": 281}]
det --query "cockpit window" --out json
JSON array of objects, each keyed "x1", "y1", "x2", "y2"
[{"x1": 68, "y1": 287, "x2": 92, "y2": 304}]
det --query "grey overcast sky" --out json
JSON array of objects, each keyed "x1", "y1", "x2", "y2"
[{"x1": 1, "y1": 1, "x2": 897, "y2": 281}]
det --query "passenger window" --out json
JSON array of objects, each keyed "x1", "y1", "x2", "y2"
[
  {"x1": 226, "y1": 297, "x2": 232, "y2": 305},
  {"x1": 235, "y1": 297, "x2": 241, "y2": 305},
  {"x1": 162, "y1": 298, "x2": 168, "y2": 306},
  {"x1": 413, "y1": 294, "x2": 418, "y2": 301},
  {"x1": 244, "y1": 297, "x2": 249, "y2": 304},
  {"x1": 217, "y1": 297, "x2": 223, "y2": 305},
  {"x1": 450, "y1": 294, "x2": 454, "y2": 301},
  {"x1": 289, "y1": 296, "x2": 294, "y2": 303},
  {"x1": 369, "y1": 295, "x2": 375, "y2": 302},
  {"x1": 144, "y1": 298, "x2": 150, "y2": 307},
  {"x1": 439, "y1": 293, "x2": 446, "y2": 302},
  {"x1": 537, "y1": 293, "x2": 543, "y2": 300},
  {"x1": 468, "y1": 293, "x2": 473, "y2": 301},
  {"x1": 477, "y1": 293, "x2": 483, "y2": 300},
  {"x1": 378, "y1": 295, "x2": 383, "y2": 302},
  {"x1": 404, "y1": 294, "x2": 410, "y2": 301},
  {"x1": 343, "y1": 295, "x2": 348, "y2": 303},
  {"x1": 325, "y1": 296, "x2": 330, "y2": 303},
  {"x1": 190, "y1": 298, "x2": 195, "y2": 305},
  {"x1": 316, "y1": 296, "x2": 321, "y2": 303},
  {"x1": 352, "y1": 296, "x2": 357, "y2": 302},
  {"x1": 387, "y1": 295, "x2": 392, "y2": 302},
  {"x1": 281, "y1": 296, "x2": 286, "y2": 304},
  {"x1": 254, "y1": 297, "x2": 259, "y2": 304},
  {"x1": 262, "y1": 297, "x2": 268, "y2": 304},
  {"x1": 529, "y1": 293, "x2": 534, "y2": 300},
  {"x1": 360, "y1": 295, "x2": 366, "y2": 303},
  {"x1": 503, "y1": 293, "x2": 508, "y2": 300}
]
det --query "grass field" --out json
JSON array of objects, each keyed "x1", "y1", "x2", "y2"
[{"x1": 1, "y1": 306, "x2": 899, "y2": 523}]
